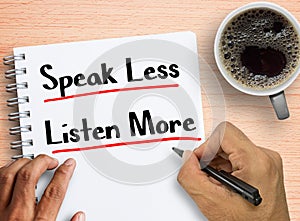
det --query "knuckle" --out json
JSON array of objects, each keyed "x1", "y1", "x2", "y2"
[
  {"x1": 259, "y1": 152, "x2": 276, "y2": 176},
  {"x1": 260, "y1": 148, "x2": 283, "y2": 171},
  {"x1": 56, "y1": 165, "x2": 70, "y2": 176},
  {"x1": 44, "y1": 184, "x2": 65, "y2": 200},
  {"x1": 272, "y1": 151, "x2": 283, "y2": 166},
  {"x1": 6, "y1": 210, "x2": 24, "y2": 221},
  {"x1": 228, "y1": 151, "x2": 247, "y2": 169},
  {"x1": 219, "y1": 121, "x2": 231, "y2": 127},
  {"x1": 177, "y1": 168, "x2": 187, "y2": 186},
  {"x1": 36, "y1": 154, "x2": 50, "y2": 161},
  {"x1": 220, "y1": 121, "x2": 236, "y2": 133},
  {"x1": 260, "y1": 151, "x2": 282, "y2": 180},
  {"x1": 218, "y1": 121, "x2": 231, "y2": 132},
  {"x1": 0, "y1": 171, "x2": 14, "y2": 184},
  {"x1": 17, "y1": 157, "x2": 31, "y2": 164},
  {"x1": 17, "y1": 167, "x2": 34, "y2": 183}
]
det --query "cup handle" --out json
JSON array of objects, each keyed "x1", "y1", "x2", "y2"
[{"x1": 269, "y1": 91, "x2": 290, "y2": 120}]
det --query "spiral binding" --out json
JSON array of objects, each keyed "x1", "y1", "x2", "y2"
[
  {"x1": 8, "y1": 111, "x2": 30, "y2": 121},
  {"x1": 10, "y1": 140, "x2": 33, "y2": 150},
  {"x1": 4, "y1": 54, "x2": 33, "y2": 159},
  {"x1": 6, "y1": 82, "x2": 28, "y2": 92},
  {"x1": 3, "y1": 54, "x2": 25, "y2": 66},
  {"x1": 5, "y1": 68, "x2": 26, "y2": 79}
]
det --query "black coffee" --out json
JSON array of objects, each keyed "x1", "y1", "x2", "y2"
[
  {"x1": 241, "y1": 46, "x2": 286, "y2": 77},
  {"x1": 219, "y1": 8, "x2": 300, "y2": 89}
]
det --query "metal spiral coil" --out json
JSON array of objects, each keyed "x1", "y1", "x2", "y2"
[
  {"x1": 4, "y1": 54, "x2": 33, "y2": 159},
  {"x1": 7, "y1": 96, "x2": 29, "y2": 107},
  {"x1": 8, "y1": 111, "x2": 30, "y2": 121},
  {"x1": 10, "y1": 125, "x2": 32, "y2": 135},
  {"x1": 10, "y1": 140, "x2": 33, "y2": 150},
  {"x1": 5, "y1": 68, "x2": 26, "y2": 79},
  {"x1": 3, "y1": 54, "x2": 25, "y2": 66},
  {"x1": 6, "y1": 82, "x2": 28, "y2": 92},
  {"x1": 11, "y1": 154, "x2": 34, "y2": 160}
]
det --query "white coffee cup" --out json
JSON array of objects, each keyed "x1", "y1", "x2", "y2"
[{"x1": 214, "y1": 2, "x2": 300, "y2": 120}]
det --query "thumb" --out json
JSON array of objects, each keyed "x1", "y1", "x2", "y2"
[
  {"x1": 178, "y1": 151, "x2": 233, "y2": 207},
  {"x1": 177, "y1": 151, "x2": 215, "y2": 195},
  {"x1": 70, "y1": 211, "x2": 85, "y2": 221}
]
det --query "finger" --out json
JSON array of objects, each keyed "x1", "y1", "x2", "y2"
[
  {"x1": 0, "y1": 158, "x2": 31, "y2": 209},
  {"x1": 178, "y1": 151, "x2": 216, "y2": 195},
  {"x1": 195, "y1": 122, "x2": 256, "y2": 170},
  {"x1": 178, "y1": 151, "x2": 234, "y2": 208},
  {"x1": 217, "y1": 121, "x2": 256, "y2": 154},
  {"x1": 195, "y1": 121, "x2": 254, "y2": 156},
  {"x1": 194, "y1": 130, "x2": 221, "y2": 167},
  {"x1": 186, "y1": 151, "x2": 228, "y2": 185},
  {"x1": 3, "y1": 160, "x2": 14, "y2": 168},
  {"x1": 193, "y1": 136, "x2": 223, "y2": 169},
  {"x1": 193, "y1": 125, "x2": 226, "y2": 167},
  {"x1": 70, "y1": 211, "x2": 86, "y2": 221},
  {"x1": 35, "y1": 158, "x2": 76, "y2": 221},
  {"x1": 194, "y1": 141, "x2": 229, "y2": 168},
  {"x1": 209, "y1": 156, "x2": 232, "y2": 172},
  {"x1": 9, "y1": 155, "x2": 58, "y2": 213}
]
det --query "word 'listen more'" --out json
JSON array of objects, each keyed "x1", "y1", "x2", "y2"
[
  {"x1": 45, "y1": 110, "x2": 196, "y2": 144},
  {"x1": 40, "y1": 58, "x2": 180, "y2": 97}
]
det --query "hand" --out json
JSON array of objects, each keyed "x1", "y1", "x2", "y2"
[
  {"x1": 177, "y1": 122, "x2": 290, "y2": 221},
  {"x1": 0, "y1": 155, "x2": 85, "y2": 221}
]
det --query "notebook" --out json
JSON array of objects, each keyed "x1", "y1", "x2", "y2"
[{"x1": 5, "y1": 32, "x2": 206, "y2": 220}]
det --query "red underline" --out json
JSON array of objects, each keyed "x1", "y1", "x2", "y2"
[
  {"x1": 52, "y1": 136, "x2": 202, "y2": 154},
  {"x1": 44, "y1": 84, "x2": 179, "y2": 103}
]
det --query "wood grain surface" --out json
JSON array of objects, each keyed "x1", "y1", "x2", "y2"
[{"x1": 0, "y1": 0, "x2": 299, "y2": 219}]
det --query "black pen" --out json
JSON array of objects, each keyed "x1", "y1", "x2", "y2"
[{"x1": 172, "y1": 147, "x2": 262, "y2": 206}]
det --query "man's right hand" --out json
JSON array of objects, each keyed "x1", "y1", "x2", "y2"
[{"x1": 177, "y1": 122, "x2": 290, "y2": 221}]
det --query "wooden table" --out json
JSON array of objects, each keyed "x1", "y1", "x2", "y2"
[{"x1": 0, "y1": 0, "x2": 299, "y2": 219}]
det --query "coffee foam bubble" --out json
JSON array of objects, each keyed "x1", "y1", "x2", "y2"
[{"x1": 219, "y1": 8, "x2": 300, "y2": 89}]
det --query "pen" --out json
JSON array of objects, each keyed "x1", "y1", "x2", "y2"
[{"x1": 172, "y1": 147, "x2": 262, "y2": 206}]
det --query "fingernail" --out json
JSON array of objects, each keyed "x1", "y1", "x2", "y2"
[
  {"x1": 77, "y1": 212, "x2": 86, "y2": 221},
  {"x1": 182, "y1": 150, "x2": 192, "y2": 163},
  {"x1": 4, "y1": 160, "x2": 14, "y2": 167},
  {"x1": 64, "y1": 158, "x2": 75, "y2": 166}
]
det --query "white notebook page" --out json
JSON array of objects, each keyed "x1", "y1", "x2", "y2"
[{"x1": 14, "y1": 32, "x2": 206, "y2": 221}]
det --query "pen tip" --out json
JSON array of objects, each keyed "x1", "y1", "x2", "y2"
[{"x1": 172, "y1": 147, "x2": 184, "y2": 157}]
